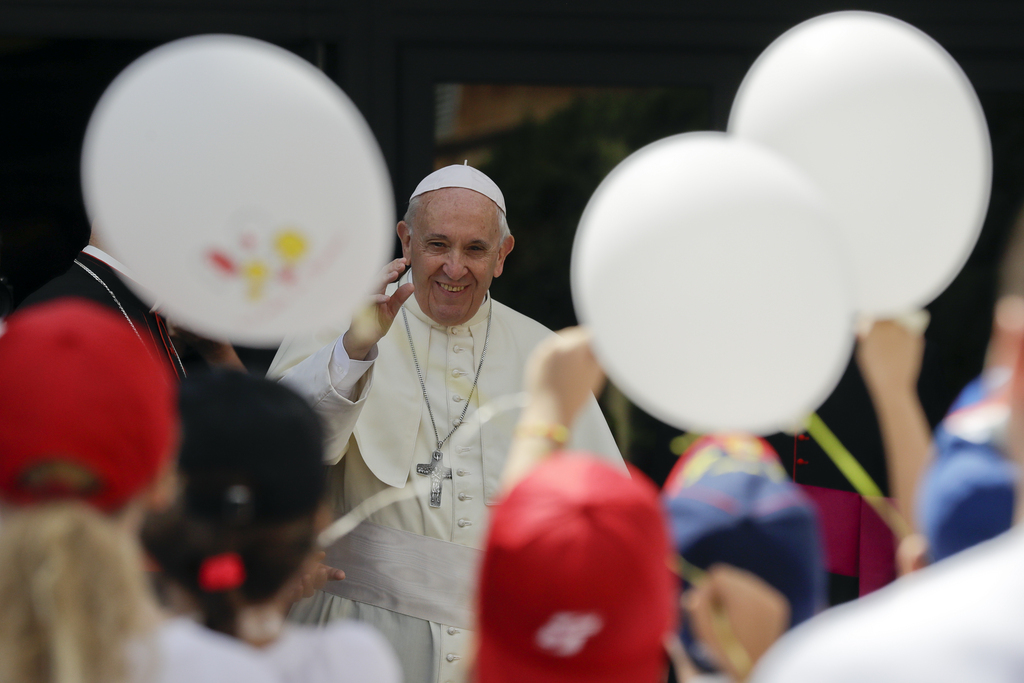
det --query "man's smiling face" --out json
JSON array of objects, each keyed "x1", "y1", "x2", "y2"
[{"x1": 398, "y1": 187, "x2": 514, "y2": 327}]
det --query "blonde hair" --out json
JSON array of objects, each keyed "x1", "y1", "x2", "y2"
[{"x1": 0, "y1": 502, "x2": 158, "y2": 683}]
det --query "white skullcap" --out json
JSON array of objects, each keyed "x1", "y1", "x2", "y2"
[{"x1": 410, "y1": 163, "x2": 506, "y2": 215}]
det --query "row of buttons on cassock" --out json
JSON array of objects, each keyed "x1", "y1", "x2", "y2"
[
  {"x1": 445, "y1": 332, "x2": 470, "y2": 681},
  {"x1": 444, "y1": 626, "x2": 463, "y2": 683}
]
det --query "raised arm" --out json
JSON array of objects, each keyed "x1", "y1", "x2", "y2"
[
  {"x1": 855, "y1": 318, "x2": 930, "y2": 530},
  {"x1": 269, "y1": 257, "x2": 415, "y2": 464},
  {"x1": 341, "y1": 257, "x2": 415, "y2": 361},
  {"x1": 501, "y1": 326, "x2": 606, "y2": 492}
]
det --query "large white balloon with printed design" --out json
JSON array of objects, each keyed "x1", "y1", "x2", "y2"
[{"x1": 82, "y1": 35, "x2": 393, "y2": 344}]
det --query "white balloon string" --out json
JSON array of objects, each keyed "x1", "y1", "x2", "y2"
[
  {"x1": 457, "y1": 391, "x2": 531, "y2": 443},
  {"x1": 317, "y1": 486, "x2": 418, "y2": 548},
  {"x1": 317, "y1": 391, "x2": 531, "y2": 549}
]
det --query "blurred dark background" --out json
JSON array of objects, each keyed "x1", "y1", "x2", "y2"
[{"x1": 2, "y1": 0, "x2": 1024, "y2": 599}]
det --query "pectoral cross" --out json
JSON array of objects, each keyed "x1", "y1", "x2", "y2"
[{"x1": 417, "y1": 449, "x2": 452, "y2": 508}]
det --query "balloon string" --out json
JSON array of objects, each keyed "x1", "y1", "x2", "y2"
[
  {"x1": 711, "y1": 606, "x2": 753, "y2": 681},
  {"x1": 671, "y1": 555, "x2": 752, "y2": 680},
  {"x1": 673, "y1": 554, "x2": 707, "y2": 585},
  {"x1": 317, "y1": 486, "x2": 419, "y2": 548},
  {"x1": 670, "y1": 432, "x2": 703, "y2": 456},
  {"x1": 805, "y1": 413, "x2": 911, "y2": 540},
  {"x1": 318, "y1": 391, "x2": 531, "y2": 549},
  {"x1": 457, "y1": 391, "x2": 532, "y2": 443}
]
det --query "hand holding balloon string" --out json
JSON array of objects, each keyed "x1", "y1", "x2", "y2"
[
  {"x1": 343, "y1": 257, "x2": 415, "y2": 361},
  {"x1": 501, "y1": 327, "x2": 606, "y2": 491},
  {"x1": 522, "y1": 327, "x2": 606, "y2": 428},
  {"x1": 855, "y1": 313, "x2": 928, "y2": 399},
  {"x1": 284, "y1": 550, "x2": 345, "y2": 604},
  {"x1": 797, "y1": 314, "x2": 929, "y2": 542},
  {"x1": 681, "y1": 564, "x2": 790, "y2": 682}
]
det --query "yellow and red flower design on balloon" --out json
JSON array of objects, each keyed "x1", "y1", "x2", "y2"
[{"x1": 206, "y1": 227, "x2": 309, "y2": 301}]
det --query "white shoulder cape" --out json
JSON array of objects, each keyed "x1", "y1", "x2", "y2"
[{"x1": 268, "y1": 295, "x2": 623, "y2": 503}]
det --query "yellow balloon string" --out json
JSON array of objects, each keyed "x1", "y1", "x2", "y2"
[
  {"x1": 670, "y1": 432, "x2": 703, "y2": 456},
  {"x1": 674, "y1": 554, "x2": 707, "y2": 584},
  {"x1": 805, "y1": 413, "x2": 912, "y2": 540},
  {"x1": 711, "y1": 606, "x2": 753, "y2": 681},
  {"x1": 666, "y1": 414, "x2": 912, "y2": 679},
  {"x1": 671, "y1": 556, "x2": 752, "y2": 680}
]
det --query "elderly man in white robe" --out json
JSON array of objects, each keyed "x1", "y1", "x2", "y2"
[{"x1": 267, "y1": 164, "x2": 623, "y2": 683}]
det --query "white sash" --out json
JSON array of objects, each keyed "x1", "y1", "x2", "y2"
[{"x1": 322, "y1": 522, "x2": 483, "y2": 629}]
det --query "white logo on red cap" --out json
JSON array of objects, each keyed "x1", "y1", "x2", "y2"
[{"x1": 535, "y1": 612, "x2": 604, "y2": 657}]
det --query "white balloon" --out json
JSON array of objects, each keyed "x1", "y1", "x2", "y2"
[
  {"x1": 729, "y1": 11, "x2": 992, "y2": 316},
  {"x1": 572, "y1": 132, "x2": 854, "y2": 434},
  {"x1": 82, "y1": 35, "x2": 393, "y2": 345}
]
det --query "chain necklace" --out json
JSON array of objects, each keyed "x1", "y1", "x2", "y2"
[
  {"x1": 75, "y1": 259, "x2": 187, "y2": 378},
  {"x1": 402, "y1": 298, "x2": 492, "y2": 507}
]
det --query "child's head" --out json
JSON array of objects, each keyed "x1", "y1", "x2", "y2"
[
  {"x1": 476, "y1": 454, "x2": 677, "y2": 683},
  {"x1": 662, "y1": 434, "x2": 825, "y2": 673},
  {"x1": 142, "y1": 370, "x2": 326, "y2": 635},
  {"x1": 0, "y1": 501, "x2": 157, "y2": 683},
  {"x1": 0, "y1": 299, "x2": 179, "y2": 518}
]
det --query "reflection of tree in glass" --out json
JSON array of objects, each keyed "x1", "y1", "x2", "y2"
[
  {"x1": 479, "y1": 87, "x2": 710, "y2": 481},
  {"x1": 482, "y1": 87, "x2": 710, "y2": 331}
]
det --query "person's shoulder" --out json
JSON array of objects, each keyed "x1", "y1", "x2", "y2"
[
  {"x1": 149, "y1": 618, "x2": 276, "y2": 683},
  {"x1": 331, "y1": 621, "x2": 400, "y2": 675},
  {"x1": 489, "y1": 297, "x2": 556, "y2": 344},
  {"x1": 266, "y1": 621, "x2": 401, "y2": 683},
  {"x1": 924, "y1": 437, "x2": 1014, "y2": 502},
  {"x1": 17, "y1": 261, "x2": 104, "y2": 311},
  {"x1": 323, "y1": 620, "x2": 400, "y2": 663},
  {"x1": 490, "y1": 297, "x2": 550, "y2": 331},
  {"x1": 19, "y1": 256, "x2": 151, "y2": 321},
  {"x1": 280, "y1": 619, "x2": 394, "y2": 649},
  {"x1": 919, "y1": 436, "x2": 1015, "y2": 560},
  {"x1": 753, "y1": 528, "x2": 1024, "y2": 683},
  {"x1": 751, "y1": 594, "x2": 902, "y2": 683}
]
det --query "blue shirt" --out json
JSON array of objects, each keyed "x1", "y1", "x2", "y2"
[{"x1": 918, "y1": 372, "x2": 1017, "y2": 562}]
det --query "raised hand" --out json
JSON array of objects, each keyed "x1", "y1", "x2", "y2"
[
  {"x1": 684, "y1": 564, "x2": 790, "y2": 681},
  {"x1": 522, "y1": 326, "x2": 606, "y2": 428},
  {"x1": 855, "y1": 314, "x2": 931, "y2": 528},
  {"x1": 502, "y1": 327, "x2": 606, "y2": 491},
  {"x1": 856, "y1": 316, "x2": 927, "y2": 398},
  {"x1": 342, "y1": 257, "x2": 415, "y2": 360},
  {"x1": 284, "y1": 550, "x2": 345, "y2": 604}
]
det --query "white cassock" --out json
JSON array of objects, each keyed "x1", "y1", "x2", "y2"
[{"x1": 267, "y1": 276, "x2": 623, "y2": 683}]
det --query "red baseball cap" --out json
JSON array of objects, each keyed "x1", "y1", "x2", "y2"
[
  {"x1": 0, "y1": 298, "x2": 178, "y2": 512},
  {"x1": 477, "y1": 454, "x2": 677, "y2": 683}
]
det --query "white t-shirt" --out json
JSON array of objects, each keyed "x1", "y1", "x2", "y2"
[
  {"x1": 752, "y1": 525, "x2": 1024, "y2": 683},
  {"x1": 259, "y1": 621, "x2": 402, "y2": 683},
  {"x1": 132, "y1": 618, "x2": 277, "y2": 683}
]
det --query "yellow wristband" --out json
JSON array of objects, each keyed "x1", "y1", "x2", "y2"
[{"x1": 515, "y1": 422, "x2": 571, "y2": 447}]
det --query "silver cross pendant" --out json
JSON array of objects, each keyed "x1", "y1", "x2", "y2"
[{"x1": 416, "y1": 449, "x2": 452, "y2": 508}]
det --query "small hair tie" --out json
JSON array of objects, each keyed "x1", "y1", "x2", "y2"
[
  {"x1": 223, "y1": 483, "x2": 254, "y2": 524},
  {"x1": 198, "y1": 552, "x2": 246, "y2": 592}
]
